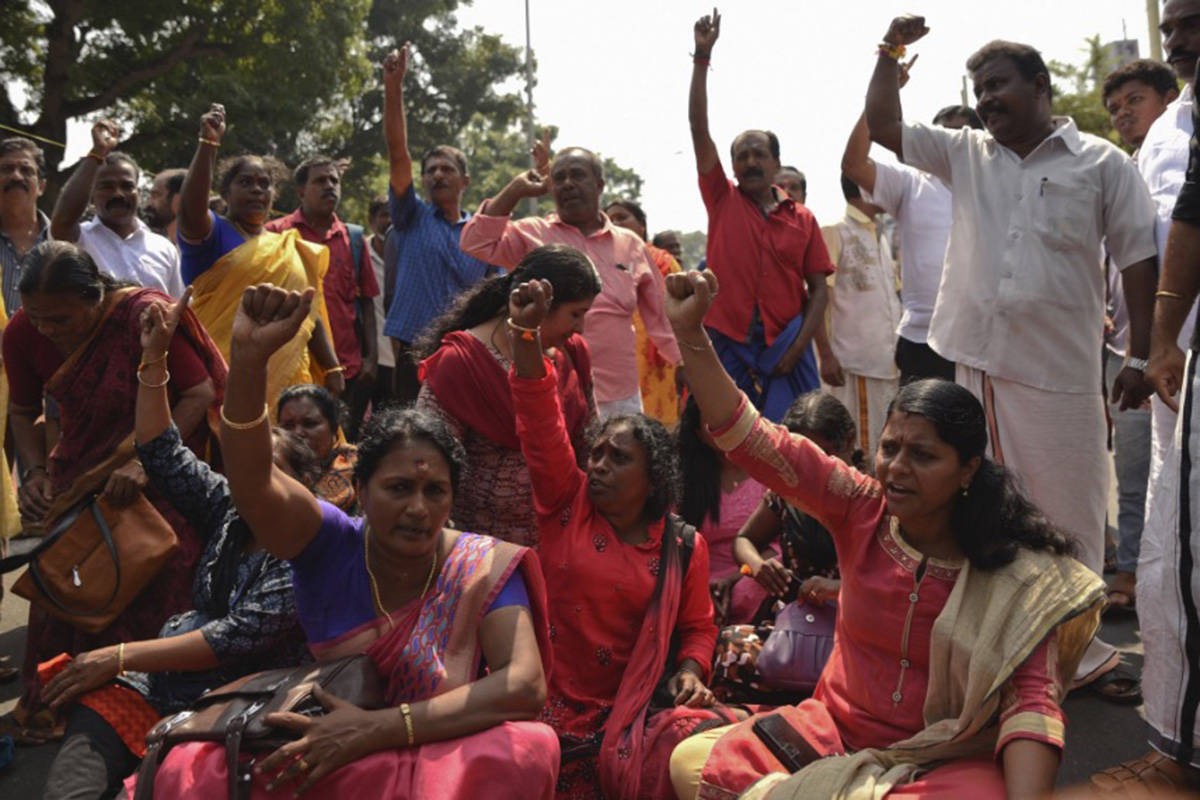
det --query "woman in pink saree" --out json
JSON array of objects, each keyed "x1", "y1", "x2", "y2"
[{"x1": 129, "y1": 285, "x2": 558, "y2": 799}]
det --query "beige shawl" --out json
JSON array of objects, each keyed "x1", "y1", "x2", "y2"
[{"x1": 743, "y1": 547, "x2": 1105, "y2": 800}]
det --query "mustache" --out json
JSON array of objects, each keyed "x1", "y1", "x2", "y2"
[
  {"x1": 3, "y1": 181, "x2": 29, "y2": 193},
  {"x1": 1170, "y1": 49, "x2": 1197, "y2": 62},
  {"x1": 742, "y1": 167, "x2": 764, "y2": 179},
  {"x1": 105, "y1": 198, "x2": 132, "y2": 210}
]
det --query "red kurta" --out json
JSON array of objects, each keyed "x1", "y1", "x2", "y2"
[{"x1": 511, "y1": 368, "x2": 719, "y2": 797}]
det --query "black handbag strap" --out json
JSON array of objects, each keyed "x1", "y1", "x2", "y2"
[
  {"x1": 25, "y1": 500, "x2": 122, "y2": 617},
  {"x1": 0, "y1": 497, "x2": 94, "y2": 574}
]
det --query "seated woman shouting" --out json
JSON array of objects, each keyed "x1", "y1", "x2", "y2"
[
  {"x1": 40, "y1": 289, "x2": 311, "y2": 800},
  {"x1": 276, "y1": 384, "x2": 358, "y2": 512},
  {"x1": 134, "y1": 285, "x2": 559, "y2": 799},
  {"x1": 664, "y1": 271, "x2": 1107, "y2": 800},
  {"x1": 506, "y1": 278, "x2": 734, "y2": 800}
]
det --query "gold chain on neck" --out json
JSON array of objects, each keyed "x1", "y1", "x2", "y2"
[{"x1": 363, "y1": 523, "x2": 438, "y2": 629}]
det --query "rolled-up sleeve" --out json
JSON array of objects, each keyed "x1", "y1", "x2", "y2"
[
  {"x1": 459, "y1": 202, "x2": 545, "y2": 268},
  {"x1": 1104, "y1": 156, "x2": 1160, "y2": 270}
]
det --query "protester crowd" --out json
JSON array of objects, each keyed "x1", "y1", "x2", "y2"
[{"x1": 2, "y1": 4, "x2": 1200, "y2": 798}]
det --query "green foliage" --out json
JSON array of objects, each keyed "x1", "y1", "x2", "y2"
[
  {"x1": 2, "y1": 0, "x2": 645, "y2": 222},
  {"x1": 1048, "y1": 34, "x2": 1123, "y2": 149},
  {"x1": 677, "y1": 230, "x2": 708, "y2": 269}
]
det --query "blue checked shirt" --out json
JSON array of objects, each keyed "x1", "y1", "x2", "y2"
[
  {"x1": 383, "y1": 184, "x2": 496, "y2": 343},
  {"x1": 0, "y1": 210, "x2": 50, "y2": 314}
]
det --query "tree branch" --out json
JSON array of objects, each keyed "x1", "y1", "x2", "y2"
[{"x1": 61, "y1": 26, "x2": 229, "y2": 118}]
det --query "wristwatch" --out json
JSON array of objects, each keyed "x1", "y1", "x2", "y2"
[{"x1": 1124, "y1": 357, "x2": 1149, "y2": 372}]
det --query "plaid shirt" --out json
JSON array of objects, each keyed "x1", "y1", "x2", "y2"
[{"x1": 0, "y1": 210, "x2": 50, "y2": 314}]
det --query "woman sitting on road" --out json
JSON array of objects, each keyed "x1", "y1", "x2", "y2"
[
  {"x1": 39, "y1": 289, "x2": 312, "y2": 800},
  {"x1": 132, "y1": 285, "x2": 559, "y2": 799},
  {"x1": 665, "y1": 271, "x2": 1106, "y2": 800},
  {"x1": 507, "y1": 277, "x2": 734, "y2": 800}
]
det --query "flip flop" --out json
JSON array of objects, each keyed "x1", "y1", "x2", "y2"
[
  {"x1": 1104, "y1": 587, "x2": 1137, "y2": 616},
  {"x1": 1074, "y1": 662, "x2": 1143, "y2": 705}
]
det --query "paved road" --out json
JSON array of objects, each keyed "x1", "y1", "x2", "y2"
[{"x1": 0, "y1": 539, "x2": 1153, "y2": 797}]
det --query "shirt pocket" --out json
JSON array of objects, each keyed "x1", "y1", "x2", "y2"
[{"x1": 1032, "y1": 179, "x2": 1100, "y2": 254}]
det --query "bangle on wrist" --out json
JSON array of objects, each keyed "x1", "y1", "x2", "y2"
[
  {"x1": 324, "y1": 365, "x2": 346, "y2": 374},
  {"x1": 1157, "y1": 289, "x2": 1188, "y2": 300},
  {"x1": 138, "y1": 352, "x2": 168, "y2": 372},
  {"x1": 137, "y1": 368, "x2": 171, "y2": 388},
  {"x1": 692, "y1": 51, "x2": 711, "y2": 64},
  {"x1": 117, "y1": 643, "x2": 127, "y2": 676},
  {"x1": 198, "y1": 137, "x2": 220, "y2": 148},
  {"x1": 21, "y1": 465, "x2": 46, "y2": 482},
  {"x1": 220, "y1": 403, "x2": 269, "y2": 431},
  {"x1": 400, "y1": 702, "x2": 415, "y2": 746},
  {"x1": 506, "y1": 317, "x2": 541, "y2": 342},
  {"x1": 86, "y1": 151, "x2": 105, "y2": 164},
  {"x1": 677, "y1": 333, "x2": 712, "y2": 352},
  {"x1": 878, "y1": 42, "x2": 907, "y2": 61}
]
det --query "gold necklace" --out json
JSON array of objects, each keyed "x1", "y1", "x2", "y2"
[{"x1": 363, "y1": 523, "x2": 438, "y2": 626}]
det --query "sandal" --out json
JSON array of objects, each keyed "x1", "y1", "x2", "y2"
[
  {"x1": 1105, "y1": 588, "x2": 1137, "y2": 615},
  {"x1": 1091, "y1": 751, "x2": 1200, "y2": 794},
  {"x1": 1073, "y1": 661, "x2": 1143, "y2": 705}
]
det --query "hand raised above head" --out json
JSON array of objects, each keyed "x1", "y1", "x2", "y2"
[
  {"x1": 139, "y1": 286, "x2": 193, "y2": 359},
  {"x1": 509, "y1": 279, "x2": 553, "y2": 331},
  {"x1": 883, "y1": 14, "x2": 929, "y2": 47},
  {"x1": 90, "y1": 120, "x2": 121, "y2": 156},
  {"x1": 664, "y1": 270, "x2": 719, "y2": 333},
  {"x1": 199, "y1": 103, "x2": 226, "y2": 143},
  {"x1": 694, "y1": 7, "x2": 721, "y2": 53},
  {"x1": 230, "y1": 284, "x2": 315, "y2": 365},
  {"x1": 532, "y1": 128, "x2": 552, "y2": 176},
  {"x1": 383, "y1": 42, "x2": 410, "y2": 87}
]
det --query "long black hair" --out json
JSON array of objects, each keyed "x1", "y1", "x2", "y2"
[
  {"x1": 19, "y1": 241, "x2": 131, "y2": 300},
  {"x1": 677, "y1": 396, "x2": 723, "y2": 528},
  {"x1": 415, "y1": 243, "x2": 602, "y2": 359},
  {"x1": 888, "y1": 379, "x2": 1073, "y2": 570}
]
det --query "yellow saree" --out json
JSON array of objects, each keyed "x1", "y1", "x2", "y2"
[
  {"x1": 0, "y1": 293, "x2": 21, "y2": 539},
  {"x1": 190, "y1": 228, "x2": 329, "y2": 409}
]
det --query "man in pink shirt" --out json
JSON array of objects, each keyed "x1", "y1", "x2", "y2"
[{"x1": 460, "y1": 147, "x2": 681, "y2": 418}]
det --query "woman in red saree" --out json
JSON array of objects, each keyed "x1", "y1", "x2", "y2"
[
  {"x1": 505, "y1": 276, "x2": 735, "y2": 800},
  {"x1": 130, "y1": 284, "x2": 558, "y2": 799},
  {"x1": 416, "y1": 243, "x2": 601, "y2": 547},
  {"x1": 661, "y1": 271, "x2": 1106, "y2": 800},
  {"x1": 2, "y1": 241, "x2": 224, "y2": 737}
]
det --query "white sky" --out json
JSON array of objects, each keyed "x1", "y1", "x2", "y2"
[
  {"x1": 454, "y1": 0, "x2": 1158, "y2": 233},
  {"x1": 50, "y1": 0, "x2": 1159, "y2": 233}
]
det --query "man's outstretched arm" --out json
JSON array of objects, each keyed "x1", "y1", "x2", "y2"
[
  {"x1": 383, "y1": 44, "x2": 414, "y2": 197},
  {"x1": 865, "y1": 15, "x2": 929, "y2": 157},
  {"x1": 689, "y1": 8, "x2": 722, "y2": 176}
]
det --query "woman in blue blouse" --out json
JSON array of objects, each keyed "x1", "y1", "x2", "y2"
[{"x1": 39, "y1": 289, "x2": 315, "y2": 799}]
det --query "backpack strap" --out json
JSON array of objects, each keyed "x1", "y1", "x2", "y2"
[{"x1": 346, "y1": 223, "x2": 365, "y2": 285}]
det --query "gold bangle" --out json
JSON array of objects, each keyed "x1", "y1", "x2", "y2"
[
  {"x1": 117, "y1": 643, "x2": 126, "y2": 675},
  {"x1": 86, "y1": 151, "x2": 105, "y2": 164},
  {"x1": 220, "y1": 403, "x2": 269, "y2": 430},
  {"x1": 138, "y1": 352, "x2": 168, "y2": 372},
  {"x1": 1157, "y1": 290, "x2": 1188, "y2": 300},
  {"x1": 198, "y1": 137, "x2": 220, "y2": 148},
  {"x1": 136, "y1": 368, "x2": 170, "y2": 388},
  {"x1": 506, "y1": 317, "x2": 540, "y2": 342},
  {"x1": 400, "y1": 702, "x2": 414, "y2": 746},
  {"x1": 324, "y1": 365, "x2": 346, "y2": 374},
  {"x1": 677, "y1": 335, "x2": 711, "y2": 352}
]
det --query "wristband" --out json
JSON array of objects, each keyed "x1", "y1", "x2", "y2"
[
  {"x1": 878, "y1": 42, "x2": 907, "y2": 61},
  {"x1": 1124, "y1": 357, "x2": 1149, "y2": 372}
]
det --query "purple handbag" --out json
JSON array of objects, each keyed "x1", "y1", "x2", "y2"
[{"x1": 756, "y1": 600, "x2": 837, "y2": 692}]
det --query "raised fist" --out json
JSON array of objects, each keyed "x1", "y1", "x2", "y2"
[
  {"x1": 199, "y1": 103, "x2": 226, "y2": 143},
  {"x1": 883, "y1": 15, "x2": 929, "y2": 47}
]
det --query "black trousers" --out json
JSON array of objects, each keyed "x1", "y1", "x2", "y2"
[
  {"x1": 894, "y1": 336, "x2": 956, "y2": 385},
  {"x1": 43, "y1": 705, "x2": 139, "y2": 800}
]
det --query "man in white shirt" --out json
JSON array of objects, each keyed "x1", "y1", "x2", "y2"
[
  {"x1": 843, "y1": 95, "x2": 981, "y2": 384},
  {"x1": 867, "y1": 16, "x2": 1158, "y2": 700},
  {"x1": 1098, "y1": 58, "x2": 1179, "y2": 617},
  {"x1": 819, "y1": 176, "x2": 902, "y2": 459},
  {"x1": 49, "y1": 120, "x2": 183, "y2": 297}
]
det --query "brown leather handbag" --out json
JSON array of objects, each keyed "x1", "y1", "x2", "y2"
[
  {"x1": 2, "y1": 494, "x2": 178, "y2": 634},
  {"x1": 133, "y1": 655, "x2": 386, "y2": 800}
]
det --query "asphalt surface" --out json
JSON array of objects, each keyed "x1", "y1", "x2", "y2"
[{"x1": 0, "y1": 534, "x2": 1153, "y2": 798}]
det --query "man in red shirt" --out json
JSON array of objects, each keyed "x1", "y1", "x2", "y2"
[
  {"x1": 266, "y1": 157, "x2": 379, "y2": 427},
  {"x1": 688, "y1": 10, "x2": 834, "y2": 421}
]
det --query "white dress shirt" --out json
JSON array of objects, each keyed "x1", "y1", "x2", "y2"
[
  {"x1": 902, "y1": 118, "x2": 1157, "y2": 394},
  {"x1": 862, "y1": 160, "x2": 952, "y2": 344},
  {"x1": 1138, "y1": 83, "x2": 1197, "y2": 347},
  {"x1": 77, "y1": 217, "x2": 183, "y2": 297}
]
